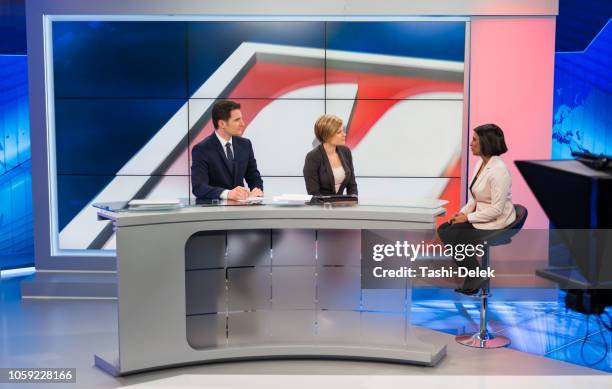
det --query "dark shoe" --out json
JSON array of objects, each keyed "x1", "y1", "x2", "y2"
[
  {"x1": 454, "y1": 287, "x2": 480, "y2": 296},
  {"x1": 461, "y1": 277, "x2": 490, "y2": 291}
]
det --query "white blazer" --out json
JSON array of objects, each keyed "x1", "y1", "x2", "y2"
[{"x1": 460, "y1": 156, "x2": 516, "y2": 230}]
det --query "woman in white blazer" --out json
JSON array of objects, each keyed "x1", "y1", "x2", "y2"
[{"x1": 438, "y1": 123, "x2": 516, "y2": 295}]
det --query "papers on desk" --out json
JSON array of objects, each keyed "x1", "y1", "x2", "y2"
[
  {"x1": 127, "y1": 199, "x2": 182, "y2": 211},
  {"x1": 236, "y1": 196, "x2": 264, "y2": 204},
  {"x1": 272, "y1": 194, "x2": 313, "y2": 204}
]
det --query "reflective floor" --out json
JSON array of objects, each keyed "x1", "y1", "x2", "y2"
[
  {"x1": 410, "y1": 290, "x2": 612, "y2": 373},
  {"x1": 1, "y1": 272, "x2": 610, "y2": 389}
]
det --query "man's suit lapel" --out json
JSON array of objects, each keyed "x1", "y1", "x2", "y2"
[
  {"x1": 213, "y1": 134, "x2": 234, "y2": 177},
  {"x1": 231, "y1": 138, "x2": 245, "y2": 184}
]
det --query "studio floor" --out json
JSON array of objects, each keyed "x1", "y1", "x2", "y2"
[{"x1": 1, "y1": 272, "x2": 610, "y2": 388}]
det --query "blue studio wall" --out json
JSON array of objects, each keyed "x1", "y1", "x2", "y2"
[
  {"x1": 1, "y1": 0, "x2": 32, "y2": 270},
  {"x1": 0, "y1": 57, "x2": 32, "y2": 270},
  {"x1": 552, "y1": 0, "x2": 612, "y2": 158},
  {"x1": 552, "y1": 20, "x2": 612, "y2": 158}
]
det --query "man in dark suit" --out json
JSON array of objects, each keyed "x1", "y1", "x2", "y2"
[{"x1": 191, "y1": 100, "x2": 263, "y2": 200}]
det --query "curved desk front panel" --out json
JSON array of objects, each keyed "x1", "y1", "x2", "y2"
[{"x1": 94, "y1": 204, "x2": 446, "y2": 375}]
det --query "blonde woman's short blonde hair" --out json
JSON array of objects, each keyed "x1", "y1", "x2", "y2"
[{"x1": 314, "y1": 114, "x2": 343, "y2": 143}]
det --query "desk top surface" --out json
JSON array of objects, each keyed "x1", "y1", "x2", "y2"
[{"x1": 95, "y1": 198, "x2": 448, "y2": 226}]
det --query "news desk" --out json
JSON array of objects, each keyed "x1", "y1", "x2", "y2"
[{"x1": 93, "y1": 199, "x2": 447, "y2": 375}]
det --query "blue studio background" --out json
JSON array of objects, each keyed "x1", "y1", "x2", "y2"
[{"x1": 0, "y1": 0, "x2": 611, "y2": 270}]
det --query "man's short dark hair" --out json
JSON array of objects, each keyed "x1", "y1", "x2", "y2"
[
  {"x1": 212, "y1": 100, "x2": 241, "y2": 130},
  {"x1": 474, "y1": 123, "x2": 508, "y2": 156}
]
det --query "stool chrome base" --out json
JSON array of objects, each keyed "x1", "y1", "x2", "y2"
[{"x1": 456, "y1": 333, "x2": 511, "y2": 348}]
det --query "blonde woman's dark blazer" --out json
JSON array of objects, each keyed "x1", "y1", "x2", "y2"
[{"x1": 303, "y1": 144, "x2": 358, "y2": 196}]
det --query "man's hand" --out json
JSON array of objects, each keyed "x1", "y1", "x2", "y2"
[
  {"x1": 250, "y1": 187, "x2": 264, "y2": 197},
  {"x1": 227, "y1": 186, "x2": 249, "y2": 200},
  {"x1": 449, "y1": 212, "x2": 468, "y2": 224}
]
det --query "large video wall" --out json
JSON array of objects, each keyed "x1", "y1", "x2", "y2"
[{"x1": 51, "y1": 20, "x2": 466, "y2": 252}]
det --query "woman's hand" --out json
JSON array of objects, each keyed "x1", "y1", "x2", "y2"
[{"x1": 449, "y1": 213, "x2": 468, "y2": 224}]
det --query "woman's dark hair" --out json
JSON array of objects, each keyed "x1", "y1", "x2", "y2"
[{"x1": 474, "y1": 123, "x2": 508, "y2": 156}]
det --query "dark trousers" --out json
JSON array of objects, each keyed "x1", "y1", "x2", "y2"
[{"x1": 437, "y1": 221, "x2": 490, "y2": 289}]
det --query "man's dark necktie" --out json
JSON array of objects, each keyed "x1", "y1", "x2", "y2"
[{"x1": 225, "y1": 142, "x2": 234, "y2": 162}]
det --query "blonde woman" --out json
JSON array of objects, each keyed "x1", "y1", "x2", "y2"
[{"x1": 303, "y1": 114, "x2": 358, "y2": 196}]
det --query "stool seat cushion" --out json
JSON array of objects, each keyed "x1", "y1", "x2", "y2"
[{"x1": 479, "y1": 205, "x2": 528, "y2": 246}]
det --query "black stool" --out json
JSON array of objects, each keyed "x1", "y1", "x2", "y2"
[{"x1": 456, "y1": 204, "x2": 528, "y2": 348}]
